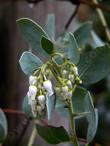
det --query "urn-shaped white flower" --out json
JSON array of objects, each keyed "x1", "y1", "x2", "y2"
[
  {"x1": 28, "y1": 85, "x2": 37, "y2": 100},
  {"x1": 73, "y1": 66, "x2": 78, "y2": 75},
  {"x1": 67, "y1": 80, "x2": 72, "y2": 88},
  {"x1": 43, "y1": 80, "x2": 53, "y2": 96},
  {"x1": 29, "y1": 75, "x2": 37, "y2": 85},
  {"x1": 38, "y1": 95, "x2": 45, "y2": 104},
  {"x1": 62, "y1": 86, "x2": 68, "y2": 94},
  {"x1": 69, "y1": 74, "x2": 75, "y2": 82}
]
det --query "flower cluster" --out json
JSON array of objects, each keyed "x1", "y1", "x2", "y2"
[
  {"x1": 27, "y1": 69, "x2": 54, "y2": 118},
  {"x1": 27, "y1": 56, "x2": 81, "y2": 118},
  {"x1": 55, "y1": 62, "x2": 82, "y2": 101}
]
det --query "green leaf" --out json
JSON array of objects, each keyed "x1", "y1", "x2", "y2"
[
  {"x1": 78, "y1": 44, "x2": 110, "y2": 85},
  {"x1": 56, "y1": 87, "x2": 98, "y2": 143},
  {"x1": 68, "y1": 33, "x2": 80, "y2": 64},
  {"x1": 17, "y1": 18, "x2": 49, "y2": 56},
  {"x1": 46, "y1": 94, "x2": 56, "y2": 120},
  {"x1": 86, "y1": 99, "x2": 98, "y2": 143},
  {"x1": 57, "y1": 32, "x2": 80, "y2": 64},
  {"x1": 0, "y1": 109, "x2": 8, "y2": 143},
  {"x1": 90, "y1": 31, "x2": 104, "y2": 48},
  {"x1": 19, "y1": 51, "x2": 43, "y2": 75},
  {"x1": 41, "y1": 36, "x2": 54, "y2": 54},
  {"x1": 55, "y1": 98, "x2": 68, "y2": 117},
  {"x1": 36, "y1": 124, "x2": 70, "y2": 144},
  {"x1": 22, "y1": 96, "x2": 33, "y2": 118},
  {"x1": 74, "y1": 22, "x2": 92, "y2": 47},
  {"x1": 72, "y1": 87, "x2": 98, "y2": 143},
  {"x1": 45, "y1": 14, "x2": 55, "y2": 39}
]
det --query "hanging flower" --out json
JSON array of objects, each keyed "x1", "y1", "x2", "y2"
[
  {"x1": 43, "y1": 80, "x2": 54, "y2": 96},
  {"x1": 28, "y1": 85, "x2": 37, "y2": 100},
  {"x1": 29, "y1": 75, "x2": 37, "y2": 85}
]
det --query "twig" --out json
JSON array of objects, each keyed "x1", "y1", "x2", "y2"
[
  {"x1": 92, "y1": 0, "x2": 110, "y2": 42},
  {"x1": 68, "y1": 85, "x2": 79, "y2": 146},
  {"x1": 65, "y1": 5, "x2": 79, "y2": 29},
  {"x1": 3, "y1": 109, "x2": 25, "y2": 115},
  {"x1": 28, "y1": 127, "x2": 37, "y2": 146}
]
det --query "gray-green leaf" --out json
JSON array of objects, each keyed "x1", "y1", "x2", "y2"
[
  {"x1": 36, "y1": 124, "x2": 70, "y2": 144},
  {"x1": 74, "y1": 22, "x2": 92, "y2": 47},
  {"x1": 0, "y1": 109, "x2": 8, "y2": 143},
  {"x1": 22, "y1": 96, "x2": 33, "y2": 118},
  {"x1": 68, "y1": 33, "x2": 80, "y2": 64},
  {"x1": 78, "y1": 44, "x2": 110, "y2": 85},
  {"x1": 45, "y1": 14, "x2": 55, "y2": 39},
  {"x1": 72, "y1": 87, "x2": 98, "y2": 143},
  {"x1": 19, "y1": 51, "x2": 43, "y2": 75},
  {"x1": 46, "y1": 94, "x2": 56, "y2": 120},
  {"x1": 17, "y1": 18, "x2": 49, "y2": 56},
  {"x1": 41, "y1": 36, "x2": 54, "y2": 55}
]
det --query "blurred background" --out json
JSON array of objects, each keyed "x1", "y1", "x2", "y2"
[{"x1": 0, "y1": 0, "x2": 110, "y2": 146}]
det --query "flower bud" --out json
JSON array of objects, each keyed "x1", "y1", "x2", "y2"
[
  {"x1": 55, "y1": 87, "x2": 61, "y2": 93},
  {"x1": 38, "y1": 95, "x2": 45, "y2": 104},
  {"x1": 67, "y1": 80, "x2": 72, "y2": 88},
  {"x1": 37, "y1": 105, "x2": 42, "y2": 113},
  {"x1": 68, "y1": 90, "x2": 73, "y2": 98},
  {"x1": 62, "y1": 86, "x2": 68, "y2": 93},
  {"x1": 62, "y1": 70, "x2": 68, "y2": 76},
  {"x1": 29, "y1": 75, "x2": 37, "y2": 85},
  {"x1": 29, "y1": 85, "x2": 37, "y2": 100},
  {"x1": 69, "y1": 74, "x2": 75, "y2": 82},
  {"x1": 73, "y1": 66, "x2": 78, "y2": 75},
  {"x1": 43, "y1": 80, "x2": 54, "y2": 96}
]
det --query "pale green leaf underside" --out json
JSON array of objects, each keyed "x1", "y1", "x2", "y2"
[
  {"x1": 17, "y1": 18, "x2": 49, "y2": 56},
  {"x1": 19, "y1": 51, "x2": 43, "y2": 75}
]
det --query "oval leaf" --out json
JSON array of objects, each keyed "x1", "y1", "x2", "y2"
[
  {"x1": 45, "y1": 14, "x2": 55, "y2": 39},
  {"x1": 36, "y1": 124, "x2": 70, "y2": 144},
  {"x1": 41, "y1": 36, "x2": 54, "y2": 54},
  {"x1": 84, "y1": 93, "x2": 98, "y2": 143},
  {"x1": 74, "y1": 21, "x2": 92, "y2": 47},
  {"x1": 72, "y1": 87, "x2": 98, "y2": 143},
  {"x1": 0, "y1": 109, "x2": 8, "y2": 143},
  {"x1": 56, "y1": 32, "x2": 80, "y2": 64},
  {"x1": 17, "y1": 18, "x2": 49, "y2": 56},
  {"x1": 19, "y1": 51, "x2": 43, "y2": 75},
  {"x1": 78, "y1": 44, "x2": 110, "y2": 85},
  {"x1": 68, "y1": 33, "x2": 80, "y2": 64}
]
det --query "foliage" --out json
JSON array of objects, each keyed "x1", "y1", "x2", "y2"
[{"x1": 17, "y1": 13, "x2": 110, "y2": 146}]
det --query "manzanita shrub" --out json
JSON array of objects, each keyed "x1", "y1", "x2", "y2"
[{"x1": 17, "y1": 14, "x2": 110, "y2": 146}]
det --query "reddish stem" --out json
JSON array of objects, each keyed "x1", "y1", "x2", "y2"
[{"x1": 3, "y1": 108, "x2": 25, "y2": 115}]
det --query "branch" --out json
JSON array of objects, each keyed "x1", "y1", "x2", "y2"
[{"x1": 65, "y1": 5, "x2": 79, "y2": 29}]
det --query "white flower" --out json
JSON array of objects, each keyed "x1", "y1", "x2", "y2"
[
  {"x1": 38, "y1": 95, "x2": 45, "y2": 104},
  {"x1": 68, "y1": 90, "x2": 73, "y2": 98},
  {"x1": 43, "y1": 80, "x2": 54, "y2": 96},
  {"x1": 28, "y1": 85, "x2": 37, "y2": 100},
  {"x1": 69, "y1": 74, "x2": 75, "y2": 82},
  {"x1": 62, "y1": 70, "x2": 68, "y2": 76},
  {"x1": 67, "y1": 80, "x2": 72, "y2": 88},
  {"x1": 29, "y1": 75, "x2": 37, "y2": 85},
  {"x1": 62, "y1": 86, "x2": 68, "y2": 93},
  {"x1": 73, "y1": 66, "x2": 78, "y2": 75}
]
